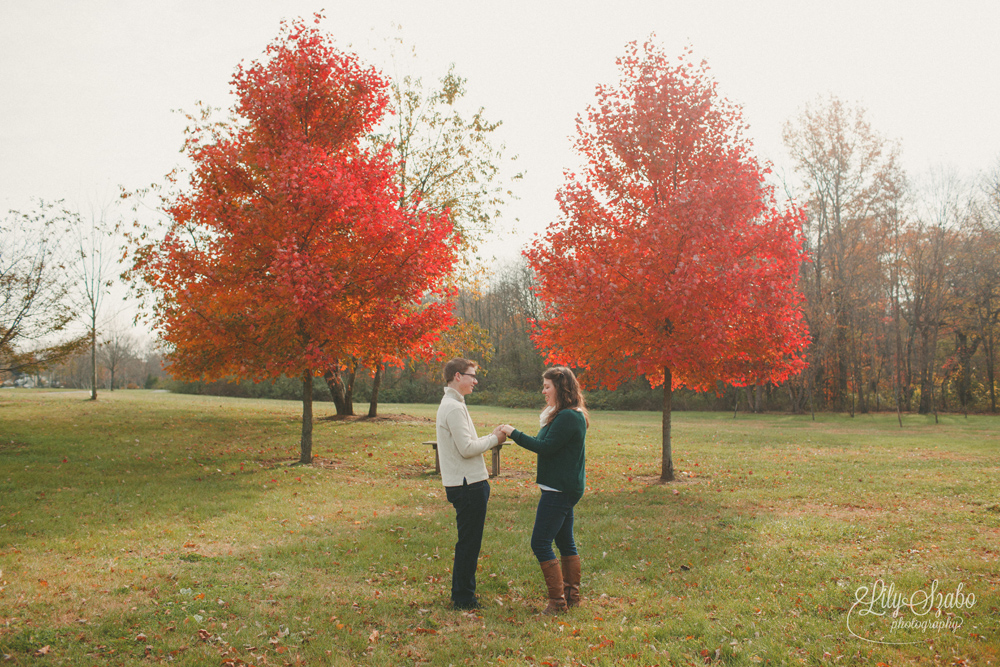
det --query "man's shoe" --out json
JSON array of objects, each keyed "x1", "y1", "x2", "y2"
[{"x1": 452, "y1": 598, "x2": 481, "y2": 610}]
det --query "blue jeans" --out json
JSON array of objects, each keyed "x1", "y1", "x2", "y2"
[
  {"x1": 445, "y1": 479, "x2": 490, "y2": 606},
  {"x1": 531, "y1": 490, "x2": 578, "y2": 563}
]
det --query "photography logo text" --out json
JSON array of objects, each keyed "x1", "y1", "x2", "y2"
[{"x1": 847, "y1": 579, "x2": 975, "y2": 645}]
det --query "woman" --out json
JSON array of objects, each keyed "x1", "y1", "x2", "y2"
[{"x1": 500, "y1": 366, "x2": 588, "y2": 614}]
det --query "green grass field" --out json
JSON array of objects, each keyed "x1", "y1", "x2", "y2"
[{"x1": 1, "y1": 389, "x2": 997, "y2": 666}]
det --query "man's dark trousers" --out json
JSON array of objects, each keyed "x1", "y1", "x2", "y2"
[{"x1": 445, "y1": 478, "x2": 490, "y2": 608}]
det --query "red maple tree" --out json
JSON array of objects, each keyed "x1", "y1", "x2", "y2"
[
  {"x1": 128, "y1": 17, "x2": 459, "y2": 462},
  {"x1": 525, "y1": 41, "x2": 809, "y2": 481}
]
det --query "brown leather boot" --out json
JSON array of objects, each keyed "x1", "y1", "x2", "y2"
[
  {"x1": 561, "y1": 555, "x2": 581, "y2": 608},
  {"x1": 539, "y1": 559, "x2": 567, "y2": 615}
]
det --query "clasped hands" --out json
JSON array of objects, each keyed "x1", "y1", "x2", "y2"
[{"x1": 490, "y1": 424, "x2": 516, "y2": 448}]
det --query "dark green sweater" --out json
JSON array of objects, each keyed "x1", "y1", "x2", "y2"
[{"x1": 510, "y1": 409, "x2": 587, "y2": 503}]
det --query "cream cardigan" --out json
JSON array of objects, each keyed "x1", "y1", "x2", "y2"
[{"x1": 435, "y1": 386, "x2": 499, "y2": 486}]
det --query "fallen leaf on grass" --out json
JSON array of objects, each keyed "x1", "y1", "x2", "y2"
[
  {"x1": 368, "y1": 629, "x2": 380, "y2": 643},
  {"x1": 34, "y1": 646, "x2": 50, "y2": 656},
  {"x1": 589, "y1": 636, "x2": 614, "y2": 651},
  {"x1": 415, "y1": 628, "x2": 437, "y2": 635}
]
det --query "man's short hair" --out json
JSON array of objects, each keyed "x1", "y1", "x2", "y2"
[{"x1": 443, "y1": 358, "x2": 476, "y2": 384}]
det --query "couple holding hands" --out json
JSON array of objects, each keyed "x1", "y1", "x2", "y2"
[{"x1": 435, "y1": 358, "x2": 588, "y2": 614}]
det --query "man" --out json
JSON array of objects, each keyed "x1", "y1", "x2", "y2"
[{"x1": 436, "y1": 358, "x2": 505, "y2": 610}]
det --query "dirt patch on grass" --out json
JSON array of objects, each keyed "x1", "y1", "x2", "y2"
[
  {"x1": 317, "y1": 413, "x2": 433, "y2": 425},
  {"x1": 387, "y1": 463, "x2": 533, "y2": 481},
  {"x1": 632, "y1": 473, "x2": 707, "y2": 486},
  {"x1": 771, "y1": 500, "x2": 886, "y2": 521},
  {"x1": 0, "y1": 440, "x2": 29, "y2": 452},
  {"x1": 390, "y1": 464, "x2": 438, "y2": 478},
  {"x1": 258, "y1": 456, "x2": 356, "y2": 471},
  {"x1": 773, "y1": 447, "x2": 863, "y2": 461},
  {"x1": 896, "y1": 449, "x2": 987, "y2": 462},
  {"x1": 491, "y1": 469, "x2": 533, "y2": 481},
  {"x1": 306, "y1": 457, "x2": 355, "y2": 470},
  {"x1": 779, "y1": 446, "x2": 987, "y2": 464}
]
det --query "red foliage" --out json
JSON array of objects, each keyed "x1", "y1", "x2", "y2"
[
  {"x1": 129, "y1": 16, "x2": 458, "y2": 386},
  {"x1": 526, "y1": 40, "x2": 809, "y2": 394}
]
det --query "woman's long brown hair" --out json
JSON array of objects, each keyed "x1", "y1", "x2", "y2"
[{"x1": 543, "y1": 366, "x2": 589, "y2": 426}]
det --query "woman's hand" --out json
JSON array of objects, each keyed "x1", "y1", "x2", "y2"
[{"x1": 500, "y1": 424, "x2": 515, "y2": 436}]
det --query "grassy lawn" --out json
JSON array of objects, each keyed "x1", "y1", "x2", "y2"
[{"x1": 0, "y1": 389, "x2": 997, "y2": 666}]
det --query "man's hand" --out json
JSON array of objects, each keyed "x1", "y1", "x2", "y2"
[{"x1": 492, "y1": 425, "x2": 507, "y2": 446}]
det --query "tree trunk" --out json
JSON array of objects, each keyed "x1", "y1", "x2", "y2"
[
  {"x1": 903, "y1": 324, "x2": 916, "y2": 412},
  {"x1": 660, "y1": 366, "x2": 675, "y2": 482},
  {"x1": 855, "y1": 360, "x2": 868, "y2": 414},
  {"x1": 90, "y1": 327, "x2": 97, "y2": 401},
  {"x1": 955, "y1": 332, "x2": 972, "y2": 413},
  {"x1": 895, "y1": 320, "x2": 904, "y2": 427},
  {"x1": 986, "y1": 330, "x2": 997, "y2": 413},
  {"x1": 344, "y1": 360, "x2": 356, "y2": 410},
  {"x1": 324, "y1": 364, "x2": 354, "y2": 416},
  {"x1": 324, "y1": 368, "x2": 348, "y2": 414},
  {"x1": 809, "y1": 367, "x2": 816, "y2": 421},
  {"x1": 918, "y1": 317, "x2": 943, "y2": 415},
  {"x1": 932, "y1": 377, "x2": 939, "y2": 425},
  {"x1": 300, "y1": 371, "x2": 313, "y2": 464},
  {"x1": 918, "y1": 328, "x2": 932, "y2": 414},
  {"x1": 368, "y1": 361, "x2": 383, "y2": 418},
  {"x1": 835, "y1": 318, "x2": 849, "y2": 412}
]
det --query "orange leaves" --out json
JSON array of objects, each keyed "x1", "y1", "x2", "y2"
[
  {"x1": 527, "y1": 39, "x2": 808, "y2": 395},
  {"x1": 126, "y1": 18, "x2": 459, "y2": 388},
  {"x1": 589, "y1": 635, "x2": 615, "y2": 651}
]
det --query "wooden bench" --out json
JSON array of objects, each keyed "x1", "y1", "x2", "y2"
[{"x1": 423, "y1": 441, "x2": 501, "y2": 477}]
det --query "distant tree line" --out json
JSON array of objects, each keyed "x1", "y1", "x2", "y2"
[
  {"x1": 124, "y1": 96, "x2": 1000, "y2": 416},
  {"x1": 40, "y1": 323, "x2": 167, "y2": 391},
  {"x1": 297, "y1": 98, "x2": 999, "y2": 416},
  {"x1": 4, "y1": 84, "x2": 997, "y2": 416},
  {"x1": 780, "y1": 97, "x2": 999, "y2": 416}
]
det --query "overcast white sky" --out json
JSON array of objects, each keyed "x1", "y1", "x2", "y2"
[{"x1": 3, "y1": 0, "x2": 999, "y2": 260}]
